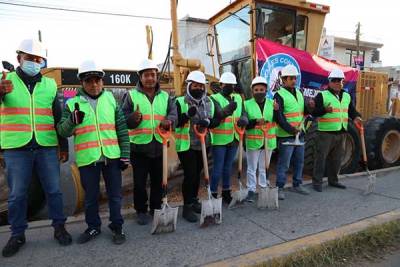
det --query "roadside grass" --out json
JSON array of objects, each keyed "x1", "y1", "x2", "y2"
[{"x1": 258, "y1": 219, "x2": 400, "y2": 267}]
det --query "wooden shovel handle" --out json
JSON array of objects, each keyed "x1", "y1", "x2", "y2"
[
  {"x1": 194, "y1": 125, "x2": 210, "y2": 183},
  {"x1": 355, "y1": 120, "x2": 368, "y2": 163}
]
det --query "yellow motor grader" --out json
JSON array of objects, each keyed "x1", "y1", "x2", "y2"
[{"x1": 1, "y1": 0, "x2": 398, "y2": 223}]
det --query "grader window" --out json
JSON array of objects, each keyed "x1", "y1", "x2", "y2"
[
  {"x1": 215, "y1": 6, "x2": 251, "y2": 63},
  {"x1": 255, "y1": 5, "x2": 296, "y2": 47},
  {"x1": 295, "y1": 15, "x2": 308, "y2": 50}
]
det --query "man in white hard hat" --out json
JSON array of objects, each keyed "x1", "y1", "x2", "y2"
[
  {"x1": 0, "y1": 39, "x2": 71, "y2": 257},
  {"x1": 175, "y1": 70, "x2": 222, "y2": 222},
  {"x1": 122, "y1": 59, "x2": 177, "y2": 225},
  {"x1": 209, "y1": 72, "x2": 248, "y2": 204},
  {"x1": 57, "y1": 60, "x2": 130, "y2": 244},
  {"x1": 311, "y1": 68, "x2": 362, "y2": 192},
  {"x1": 274, "y1": 64, "x2": 310, "y2": 200}
]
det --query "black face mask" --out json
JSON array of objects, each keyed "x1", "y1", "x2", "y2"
[
  {"x1": 222, "y1": 85, "x2": 234, "y2": 96},
  {"x1": 254, "y1": 92, "x2": 266, "y2": 103},
  {"x1": 189, "y1": 89, "x2": 204, "y2": 99}
]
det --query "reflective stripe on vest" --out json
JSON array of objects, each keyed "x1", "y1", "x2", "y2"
[
  {"x1": 128, "y1": 88, "x2": 168, "y2": 144},
  {"x1": 66, "y1": 91, "x2": 120, "y2": 167},
  {"x1": 244, "y1": 98, "x2": 277, "y2": 150},
  {"x1": 276, "y1": 87, "x2": 304, "y2": 137},
  {"x1": 0, "y1": 72, "x2": 57, "y2": 149},
  {"x1": 174, "y1": 96, "x2": 215, "y2": 152},
  {"x1": 210, "y1": 93, "x2": 242, "y2": 145},
  {"x1": 317, "y1": 90, "x2": 351, "y2": 131}
]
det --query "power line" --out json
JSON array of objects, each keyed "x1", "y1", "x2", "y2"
[{"x1": 0, "y1": 1, "x2": 171, "y2": 21}]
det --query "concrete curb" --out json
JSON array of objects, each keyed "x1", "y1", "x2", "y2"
[{"x1": 204, "y1": 208, "x2": 400, "y2": 267}]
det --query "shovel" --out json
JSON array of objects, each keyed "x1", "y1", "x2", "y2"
[
  {"x1": 355, "y1": 120, "x2": 376, "y2": 195},
  {"x1": 151, "y1": 123, "x2": 179, "y2": 234},
  {"x1": 228, "y1": 123, "x2": 248, "y2": 209},
  {"x1": 282, "y1": 116, "x2": 309, "y2": 146},
  {"x1": 258, "y1": 123, "x2": 279, "y2": 209},
  {"x1": 194, "y1": 125, "x2": 222, "y2": 227}
]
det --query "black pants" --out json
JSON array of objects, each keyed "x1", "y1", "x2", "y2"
[
  {"x1": 131, "y1": 152, "x2": 162, "y2": 214},
  {"x1": 178, "y1": 149, "x2": 205, "y2": 205},
  {"x1": 79, "y1": 159, "x2": 123, "y2": 229},
  {"x1": 312, "y1": 131, "x2": 346, "y2": 185}
]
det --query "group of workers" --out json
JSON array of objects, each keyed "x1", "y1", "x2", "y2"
[{"x1": 0, "y1": 39, "x2": 361, "y2": 258}]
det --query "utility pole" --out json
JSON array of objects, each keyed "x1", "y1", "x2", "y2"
[
  {"x1": 355, "y1": 22, "x2": 361, "y2": 69},
  {"x1": 38, "y1": 30, "x2": 42, "y2": 42}
]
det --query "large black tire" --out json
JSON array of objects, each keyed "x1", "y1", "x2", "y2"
[
  {"x1": 304, "y1": 121, "x2": 361, "y2": 175},
  {"x1": 364, "y1": 117, "x2": 400, "y2": 170}
]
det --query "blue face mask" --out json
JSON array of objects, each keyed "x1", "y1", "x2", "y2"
[{"x1": 21, "y1": 60, "x2": 41, "y2": 76}]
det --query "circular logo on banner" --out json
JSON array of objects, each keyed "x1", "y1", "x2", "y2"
[{"x1": 259, "y1": 53, "x2": 301, "y2": 97}]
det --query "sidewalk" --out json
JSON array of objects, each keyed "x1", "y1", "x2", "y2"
[{"x1": 1, "y1": 167, "x2": 399, "y2": 267}]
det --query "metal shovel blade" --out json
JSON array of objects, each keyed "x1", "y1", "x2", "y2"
[
  {"x1": 257, "y1": 187, "x2": 268, "y2": 209},
  {"x1": 200, "y1": 197, "x2": 222, "y2": 227},
  {"x1": 151, "y1": 202, "x2": 178, "y2": 234},
  {"x1": 228, "y1": 182, "x2": 248, "y2": 209},
  {"x1": 266, "y1": 187, "x2": 279, "y2": 209},
  {"x1": 282, "y1": 139, "x2": 305, "y2": 146},
  {"x1": 363, "y1": 173, "x2": 377, "y2": 195}
]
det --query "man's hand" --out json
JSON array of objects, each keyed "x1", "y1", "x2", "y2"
[
  {"x1": 0, "y1": 71, "x2": 13, "y2": 95},
  {"x1": 197, "y1": 118, "x2": 210, "y2": 128},
  {"x1": 256, "y1": 118, "x2": 265, "y2": 126},
  {"x1": 160, "y1": 119, "x2": 172, "y2": 131},
  {"x1": 187, "y1": 106, "x2": 197, "y2": 117},
  {"x1": 58, "y1": 151, "x2": 69, "y2": 163},
  {"x1": 325, "y1": 103, "x2": 333, "y2": 113},
  {"x1": 236, "y1": 118, "x2": 248, "y2": 128},
  {"x1": 223, "y1": 101, "x2": 237, "y2": 116},
  {"x1": 353, "y1": 116, "x2": 362, "y2": 125},
  {"x1": 119, "y1": 158, "x2": 130, "y2": 171},
  {"x1": 130, "y1": 105, "x2": 143, "y2": 123},
  {"x1": 71, "y1": 103, "x2": 85, "y2": 125}
]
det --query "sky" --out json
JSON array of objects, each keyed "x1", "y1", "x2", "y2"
[{"x1": 0, "y1": 0, "x2": 397, "y2": 72}]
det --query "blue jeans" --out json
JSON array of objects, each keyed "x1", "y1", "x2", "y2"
[
  {"x1": 210, "y1": 145, "x2": 238, "y2": 193},
  {"x1": 79, "y1": 159, "x2": 123, "y2": 229},
  {"x1": 4, "y1": 148, "x2": 66, "y2": 237},
  {"x1": 276, "y1": 137, "x2": 305, "y2": 188}
]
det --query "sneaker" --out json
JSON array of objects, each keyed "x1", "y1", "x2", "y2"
[
  {"x1": 182, "y1": 205, "x2": 198, "y2": 223},
  {"x1": 246, "y1": 191, "x2": 256, "y2": 203},
  {"x1": 328, "y1": 182, "x2": 347, "y2": 189},
  {"x1": 108, "y1": 224, "x2": 126, "y2": 245},
  {"x1": 136, "y1": 212, "x2": 150, "y2": 225},
  {"x1": 2, "y1": 235, "x2": 25, "y2": 257},
  {"x1": 77, "y1": 228, "x2": 101, "y2": 244},
  {"x1": 290, "y1": 185, "x2": 310, "y2": 195},
  {"x1": 192, "y1": 199, "x2": 201, "y2": 214},
  {"x1": 54, "y1": 224, "x2": 72, "y2": 246},
  {"x1": 278, "y1": 188, "x2": 285, "y2": 200}
]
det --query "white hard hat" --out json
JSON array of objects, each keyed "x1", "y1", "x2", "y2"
[
  {"x1": 16, "y1": 39, "x2": 47, "y2": 59},
  {"x1": 251, "y1": 76, "x2": 268, "y2": 87},
  {"x1": 219, "y1": 72, "x2": 237, "y2": 85},
  {"x1": 328, "y1": 68, "x2": 345, "y2": 79},
  {"x1": 186, "y1": 70, "x2": 207, "y2": 85},
  {"x1": 281, "y1": 65, "x2": 299, "y2": 77},
  {"x1": 77, "y1": 60, "x2": 105, "y2": 80},
  {"x1": 138, "y1": 59, "x2": 159, "y2": 73}
]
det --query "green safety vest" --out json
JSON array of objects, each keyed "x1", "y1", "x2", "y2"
[
  {"x1": 317, "y1": 90, "x2": 351, "y2": 131},
  {"x1": 276, "y1": 87, "x2": 304, "y2": 137},
  {"x1": 174, "y1": 96, "x2": 215, "y2": 152},
  {"x1": 0, "y1": 72, "x2": 58, "y2": 149},
  {"x1": 244, "y1": 98, "x2": 277, "y2": 150},
  {"x1": 210, "y1": 93, "x2": 242, "y2": 145},
  {"x1": 67, "y1": 91, "x2": 120, "y2": 167},
  {"x1": 128, "y1": 88, "x2": 168, "y2": 144}
]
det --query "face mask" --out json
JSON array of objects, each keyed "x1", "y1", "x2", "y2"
[
  {"x1": 222, "y1": 85, "x2": 234, "y2": 96},
  {"x1": 254, "y1": 92, "x2": 266, "y2": 103},
  {"x1": 189, "y1": 89, "x2": 204, "y2": 99},
  {"x1": 21, "y1": 60, "x2": 41, "y2": 77}
]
